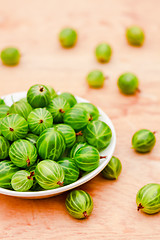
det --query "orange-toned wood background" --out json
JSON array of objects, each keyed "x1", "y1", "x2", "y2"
[{"x1": 0, "y1": 0, "x2": 160, "y2": 239}]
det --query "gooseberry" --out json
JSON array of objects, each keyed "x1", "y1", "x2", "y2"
[
  {"x1": 95, "y1": 43, "x2": 112, "y2": 63},
  {"x1": 59, "y1": 28, "x2": 77, "y2": 48},
  {"x1": 86, "y1": 70, "x2": 105, "y2": 88},
  {"x1": 118, "y1": 72, "x2": 139, "y2": 95},
  {"x1": 102, "y1": 156, "x2": 122, "y2": 180},
  {"x1": 11, "y1": 170, "x2": 34, "y2": 192},
  {"x1": 126, "y1": 26, "x2": 145, "y2": 46},
  {"x1": 1, "y1": 47, "x2": 20, "y2": 66}
]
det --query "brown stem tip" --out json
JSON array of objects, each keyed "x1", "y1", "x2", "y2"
[
  {"x1": 39, "y1": 87, "x2": 44, "y2": 92},
  {"x1": 26, "y1": 157, "x2": 30, "y2": 167},
  {"x1": 137, "y1": 203, "x2": 144, "y2": 211},
  {"x1": 137, "y1": 88, "x2": 141, "y2": 93},
  {"x1": 27, "y1": 171, "x2": 35, "y2": 180},
  {"x1": 57, "y1": 181, "x2": 63, "y2": 187},
  {"x1": 76, "y1": 131, "x2": 83, "y2": 136},
  {"x1": 39, "y1": 119, "x2": 43, "y2": 124},
  {"x1": 88, "y1": 115, "x2": 93, "y2": 121},
  {"x1": 83, "y1": 211, "x2": 88, "y2": 218},
  {"x1": 100, "y1": 156, "x2": 107, "y2": 159},
  {"x1": 153, "y1": 131, "x2": 157, "y2": 135},
  {"x1": 9, "y1": 127, "x2": 14, "y2": 132},
  {"x1": 59, "y1": 109, "x2": 65, "y2": 113}
]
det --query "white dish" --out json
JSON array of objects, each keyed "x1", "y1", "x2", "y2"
[{"x1": 0, "y1": 91, "x2": 116, "y2": 199}]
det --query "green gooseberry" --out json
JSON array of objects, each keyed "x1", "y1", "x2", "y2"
[
  {"x1": 132, "y1": 129, "x2": 156, "y2": 153},
  {"x1": 27, "y1": 84, "x2": 51, "y2": 108},
  {"x1": 59, "y1": 28, "x2": 77, "y2": 48},
  {"x1": 1, "y1": 47, "x2": 20, "y2": 66},
  {"x1": 57, "y1": 157, "x2": 79, "y2": 185},
  {"x1": 59, "y1": 92, "x2": 77, "y2": 107},
  {"x1": 0, "y1": 105, "x2": 10, "y2": 118},
  {"x1": 118, "y1": 72, "x2": 139, "y2": 95},
  {"x1": 0, "y1": 98, "x2": 5, "y2": 105},
  {"x1": 85, "y1": 120, "x2": 112, "y2": 151},
  {"x1": 65, "y1": 190, "x2": 93, "y2": 219},
  {"x1": 1, "y1": 114, "x2": 28, "y2": 141},
  {"x1": 9, "y1": 99, "x2": 32, "y2": 120},
  {"x1": 0, "y1": 160, "x2": 19, "y2": 189},
  {"x1": 69, "y1": 142, "x2": 87, "y2": 159},
  {"x1": 36, "y1": 128, "x2": 66, "y2": 161},
  {"x1": 95, "y1": 43, "x2": 112, "y2": 63},
  {"x1": 74, "y1": 102, "x2": 99, "y2": 121},
  {"x1": 0, "y1": 136, "x2": 10, "y2": 159},
  {"x1": 126, "y1": 26, "x2": 145, "y2": 46},
  {"x1": 102, "y1": 156, "x2": 122, "y2": 180},
  {"x1": 136, "y1": 183, "x2": 160, "y2": 214},
  {"x1": 27, "y1": 108, "x2": 53, "y2": 135},
  {"x1": 86, "y1": 70, "x2": 105, "y2": 88},
  {"x1": 47, "y1": 96, "x2": 70, "y2": 123},
  {"x1": 9, "y1": 139, "x2": 37, "y2": 168},
  {"x1": 46, "y1": 85, "x2": 57, "y2": 99},
  {"x1": 54, "y1": 124, "x2": 76, "y2": 148},
  {"x1": 64, "y1": 106, "x2": 90, "y2": 131},
  {"x1": 35, "y1": 160, "x2": 64, "y2": 190},
  {"x1": 74, "y1": 145, "x2": 99, "y2": 172},
  {"x1": 25, "y1": 133, "x2": 39, "y2": 146},
  {"x1": 11, "y1": 170, "x2": 34, "y2": 192}
]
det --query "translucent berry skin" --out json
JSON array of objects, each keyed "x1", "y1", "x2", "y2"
[
  {"x1": 74, "y1": 102, "x2": 99, "y2": 121},
  {"x1": 59, "y1": 28, "x2": 77, "y2": 48},
  {"x1": 136, "y1": 183, "x2": 160, "y2": 214},
  {"x1": 54, "y1": 124, "x2": 76, "y2": 148},
  {"x1": 27, "y1": 108, "x2": 53, "y2": 135},
  {"x1": 65, "y1": 190, "x2": 93, "y2": 219},
  {"x1": 64, "y1": 106, "x2": 90, "y2": 131},
  {"x1": 74, "y1": 145, "x2": 99, "y2": 172},
  {"x1": 126, "y1": 26, "x2": 145, "y2": 46},
  {"x1": 25, "y1": 133, "x2": 39, "y2": 146},
  {"x1": 0, "y1": 136, "x2": 10, "y2": 160},
  {"x1": 69, "y1": 142, "x2": 87, "y2": 159},
  {"x1": 0, "y1": 105, "x2": 10, "y2": 118},
  {"x1": 59, "y1": 92, "x2": 77, "y2": 107},
  {"x1": 46, "y1": 96, "x2": 70, "y2": 123},
  {"x1": 0, "y1": 160, "x2": 19, "y2": 189},
  {"x1": 35, "y1": 160, "x2": 64, "y2": 190},
  {"x1": 9, "y1": 100, "x2": 32, "y2": 120},
  {"x1": 27, "y1": 84, "x2": 51, "y2": 108},
  {"x1": 57, "y1": 157, "x2": 79, "y2": 185},
  {"x1": 85, "y1": 120, "x2": 112, "y2": 151},
  {"x1": 118, "y1": 73, "x2": 139, "y2": 95},
  {"x1": 9, "y1": 139, "x2": 37, "y2": 168},
  {"x1": 102, "y1": 156, "x2": 122, "y2": 180},
  {"x1": 1, "y1": 47, "x2": 20, "y2": 66},
  {"x1": 86, "y1": 70, "x2": 105, "y2": 88},
  {"x1": 36, "y1": 128, "x2": 66, "y2": 161},
  {"x1": 132, "y1": 129, "x2": 156, "y2": 153},
  {"x1": 95, "y1": 43, "x2": 112, "y2": 63},
  {"x1": 1, "y1": 114, "x2": 28, "y2": 141},
  {"x1": 11, "y1": 170, "x2": 33, "y2": 192},
  {"x1": 46, "y1": 85, "x2": 57, "y2": 99}
]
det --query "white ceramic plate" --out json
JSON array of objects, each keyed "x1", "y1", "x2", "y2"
[{"x1": 0, "y1": 91, "x2": 116, "y2": 199}]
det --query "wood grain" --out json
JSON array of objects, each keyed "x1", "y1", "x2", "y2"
[{"x1": 0, "y1": 0, "x2": 160, "y2": 239}]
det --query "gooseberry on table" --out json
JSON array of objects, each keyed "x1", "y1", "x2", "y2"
[
  {"x1": 1, "y1": 47, "x2": 20, "y2": 66},
  {"x1": 102, "y1": 156, "x2": 122, "y2": 180},
  {"x1": 86, "y1": 70, "x2": 106, "y2": 88},
  {"x1": 132, "y1": 129, "x2": 156, "y2": 153},
  {"x1": 136, "y1": 183, "x2": 160, "y2": 214},
  {"x1": 59, "y1": 28, "x2": 77, "y2": 48},
  {"x1": 117, "y1": 72, "x2": 139, "y2": 95},
  {"x1": 27, "y1": 108, "x2": 53, "y2": 135},
  {"x1": 95, "y1": 43, "x2": 112, "y2": 63},
  {"x1": 126, "y1": 26, "x2": 145, "y2": 46},
  {"x1": 65, "y1": 190, "x2": 93, "y2": 219}
]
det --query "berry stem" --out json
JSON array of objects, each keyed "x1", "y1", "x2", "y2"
[
  {"x1": 100, "y1": 156, "x2": 107, "y2": 159},
  {"x1": 39, "y1": 87, "x2": 44, "y2": 92},
  {"x1": 27, "y1": 171, "x2": 35, "y2": 180},
  {"x1": 137, "y1": 88, "x2": 141, "y2": 93},
  {"x1": 39, "y1": 119, "x2": 43, "y2": 124},
  {"x1": 153, "y1": 131, "x2": 157, "y2": 135},
  {"x1": 88, "y1": 115, "x2": 93, "y2": 121},
  {"x1": 76, "y1": 131, "x2": 83, "y2": 136},
  {"x1": 137, "y1": 203, "x2": 144, "y2": 211},
  {"x1": 9, "y1": 127, "x2": 14, "y2": 132},
  {"x1": 83, "y1": 211, "x2": 88, "y2": 218},
  {"x1": 59, "y1": 109, "x2": 65, "y2": 113},
  {"x1": 57, "y1": 181, "x2": 63, "y2": 187},
  {"x1": 26, "y1": 157, "x2": 30, "y2": 167}
]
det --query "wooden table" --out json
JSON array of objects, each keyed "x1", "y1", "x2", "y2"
[{"x1": 0, "y1": 0, "x2": 160, "y2": 239}]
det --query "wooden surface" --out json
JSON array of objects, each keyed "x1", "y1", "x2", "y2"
[{"x1": 0, "y1": 0, "x2": 160, "y2": 239}]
